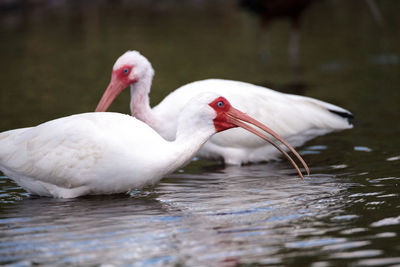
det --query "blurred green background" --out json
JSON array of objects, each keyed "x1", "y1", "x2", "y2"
[{"x1": 0, "y1": 0, "x2": 398, "y2": 128}]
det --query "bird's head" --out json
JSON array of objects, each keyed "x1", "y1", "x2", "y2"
[{"x1": 95, "y1": 51, "x2": 154, "y2": 112}]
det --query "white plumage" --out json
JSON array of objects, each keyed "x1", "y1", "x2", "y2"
[
  {"x1": 96, "y1": 51, "x2": 353, "y2": 165},
  {"x1": 1, "y1": 93, "x2": 308, "y2": 198},
  {"x1": 152, "y1": 79, "x2": 352, "y2": 164},
  {"x1": 0, "y1": 113, "x2": 174, "y2": 198}
]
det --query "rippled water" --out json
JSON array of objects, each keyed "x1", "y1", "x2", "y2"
[
  {"x1": 1, "y1": 159, "x2": 400, "y2": 266},
  {"x1": 1, "y1": 0, "x2": 400, "y2": 266}
]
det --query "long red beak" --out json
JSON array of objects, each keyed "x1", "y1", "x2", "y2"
[
  {"x1": 95, "y1": 79, "x2": 126, "y2": 112},
  {"x1": 226, "y1": 107, "x2": 310, "y2": 179}
]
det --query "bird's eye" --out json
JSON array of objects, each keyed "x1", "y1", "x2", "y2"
[
  {"x1": 123, "y1": 68, "x2": 129, "y2": 74},
  {"x1": 217, "y1": 101, "x2": 224, "y2": 108}
]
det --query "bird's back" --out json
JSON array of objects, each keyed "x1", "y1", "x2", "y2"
[
  {"x1": 154, "y1": 79, "x2": 352, "y2": 137},
  {"x1": 153, "y1": 79, "x2": 352, "y2": 164},
  {"x1": 0, "y1": 112, "x2": 169, "y2": 197}
]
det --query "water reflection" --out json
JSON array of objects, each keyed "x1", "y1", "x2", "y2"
[
  {"x1": 0, "y1": 193, "x2": 176, "y2": 265},
  {"x1": 0, "y1": 165, "x2": 352, "y2": 266},
  {"x1": 1, "y1": 158, "x2": 400, "y2": 265},
  {"x1": 240, "y1": 0, "x2": 315, "y2": 86}
]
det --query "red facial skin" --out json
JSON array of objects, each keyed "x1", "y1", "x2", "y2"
[
  {"x1": 208, "y1": 96, "x2": 310, "y2": 178},
  {"x1": 95, "y1": 65, "x2": 136, "y2": 112},
  {"x1": 209, "y1": 96, "x2": 237, "y2": 132},
  {"x1": 113, "y1": 65, "x2": 135, "y2": 86}
]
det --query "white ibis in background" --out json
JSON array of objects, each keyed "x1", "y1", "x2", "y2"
[
  {"x1": 95, "y1": 51, "x2": 353, "y2": 165},
  {"x1": 0, "y1": 93, "x2": 308, "y2": 198}
]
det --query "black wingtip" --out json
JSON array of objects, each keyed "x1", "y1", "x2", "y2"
[{"x1": 328, "y1": 109, "x2": 354, "y2": 121}]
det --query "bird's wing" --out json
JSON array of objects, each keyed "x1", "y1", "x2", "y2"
[
  {"x1": 153, "y1": 79, "x2": 352, "y2": 146},
  {"x1": 0, "y1": 113, "x2": 154, "y2": 188}
]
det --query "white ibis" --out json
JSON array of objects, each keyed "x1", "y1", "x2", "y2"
[
  {"x1": 0, "y1": 93, "x2": 308, "y2": 198},
  {"x1": 95, "y1": 51, "x2": 353, "y2": 165}
]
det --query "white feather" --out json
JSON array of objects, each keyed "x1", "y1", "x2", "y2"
[
  {"x1": 0, "y1": 93, "x2": 223, "y2": 198},
  {"x1": 152, "y1": 79, "x2": 352, "y2": 164},
  {"x1": 102, "y1": 51, "x2": 353, "y2": 165}
]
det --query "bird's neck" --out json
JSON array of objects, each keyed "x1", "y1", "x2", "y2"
[
  {"x1": 163, "y1": 125, "x2": 215, "y2": 174},
  {"x1": 129, "y1": 79, "x2": 161, "y2": 131}
]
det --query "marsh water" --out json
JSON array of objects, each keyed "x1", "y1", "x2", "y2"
[{"x1": 0, "y1": 1, "x2": 400, "y2": 266}]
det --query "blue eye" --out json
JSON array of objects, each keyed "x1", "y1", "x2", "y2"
[
  {"x1": 123, "y1": 68, "x2": 129, "y2": 74},
  {"x1": 217, "y1": 101, "x2": 224, "y2": 108}
]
